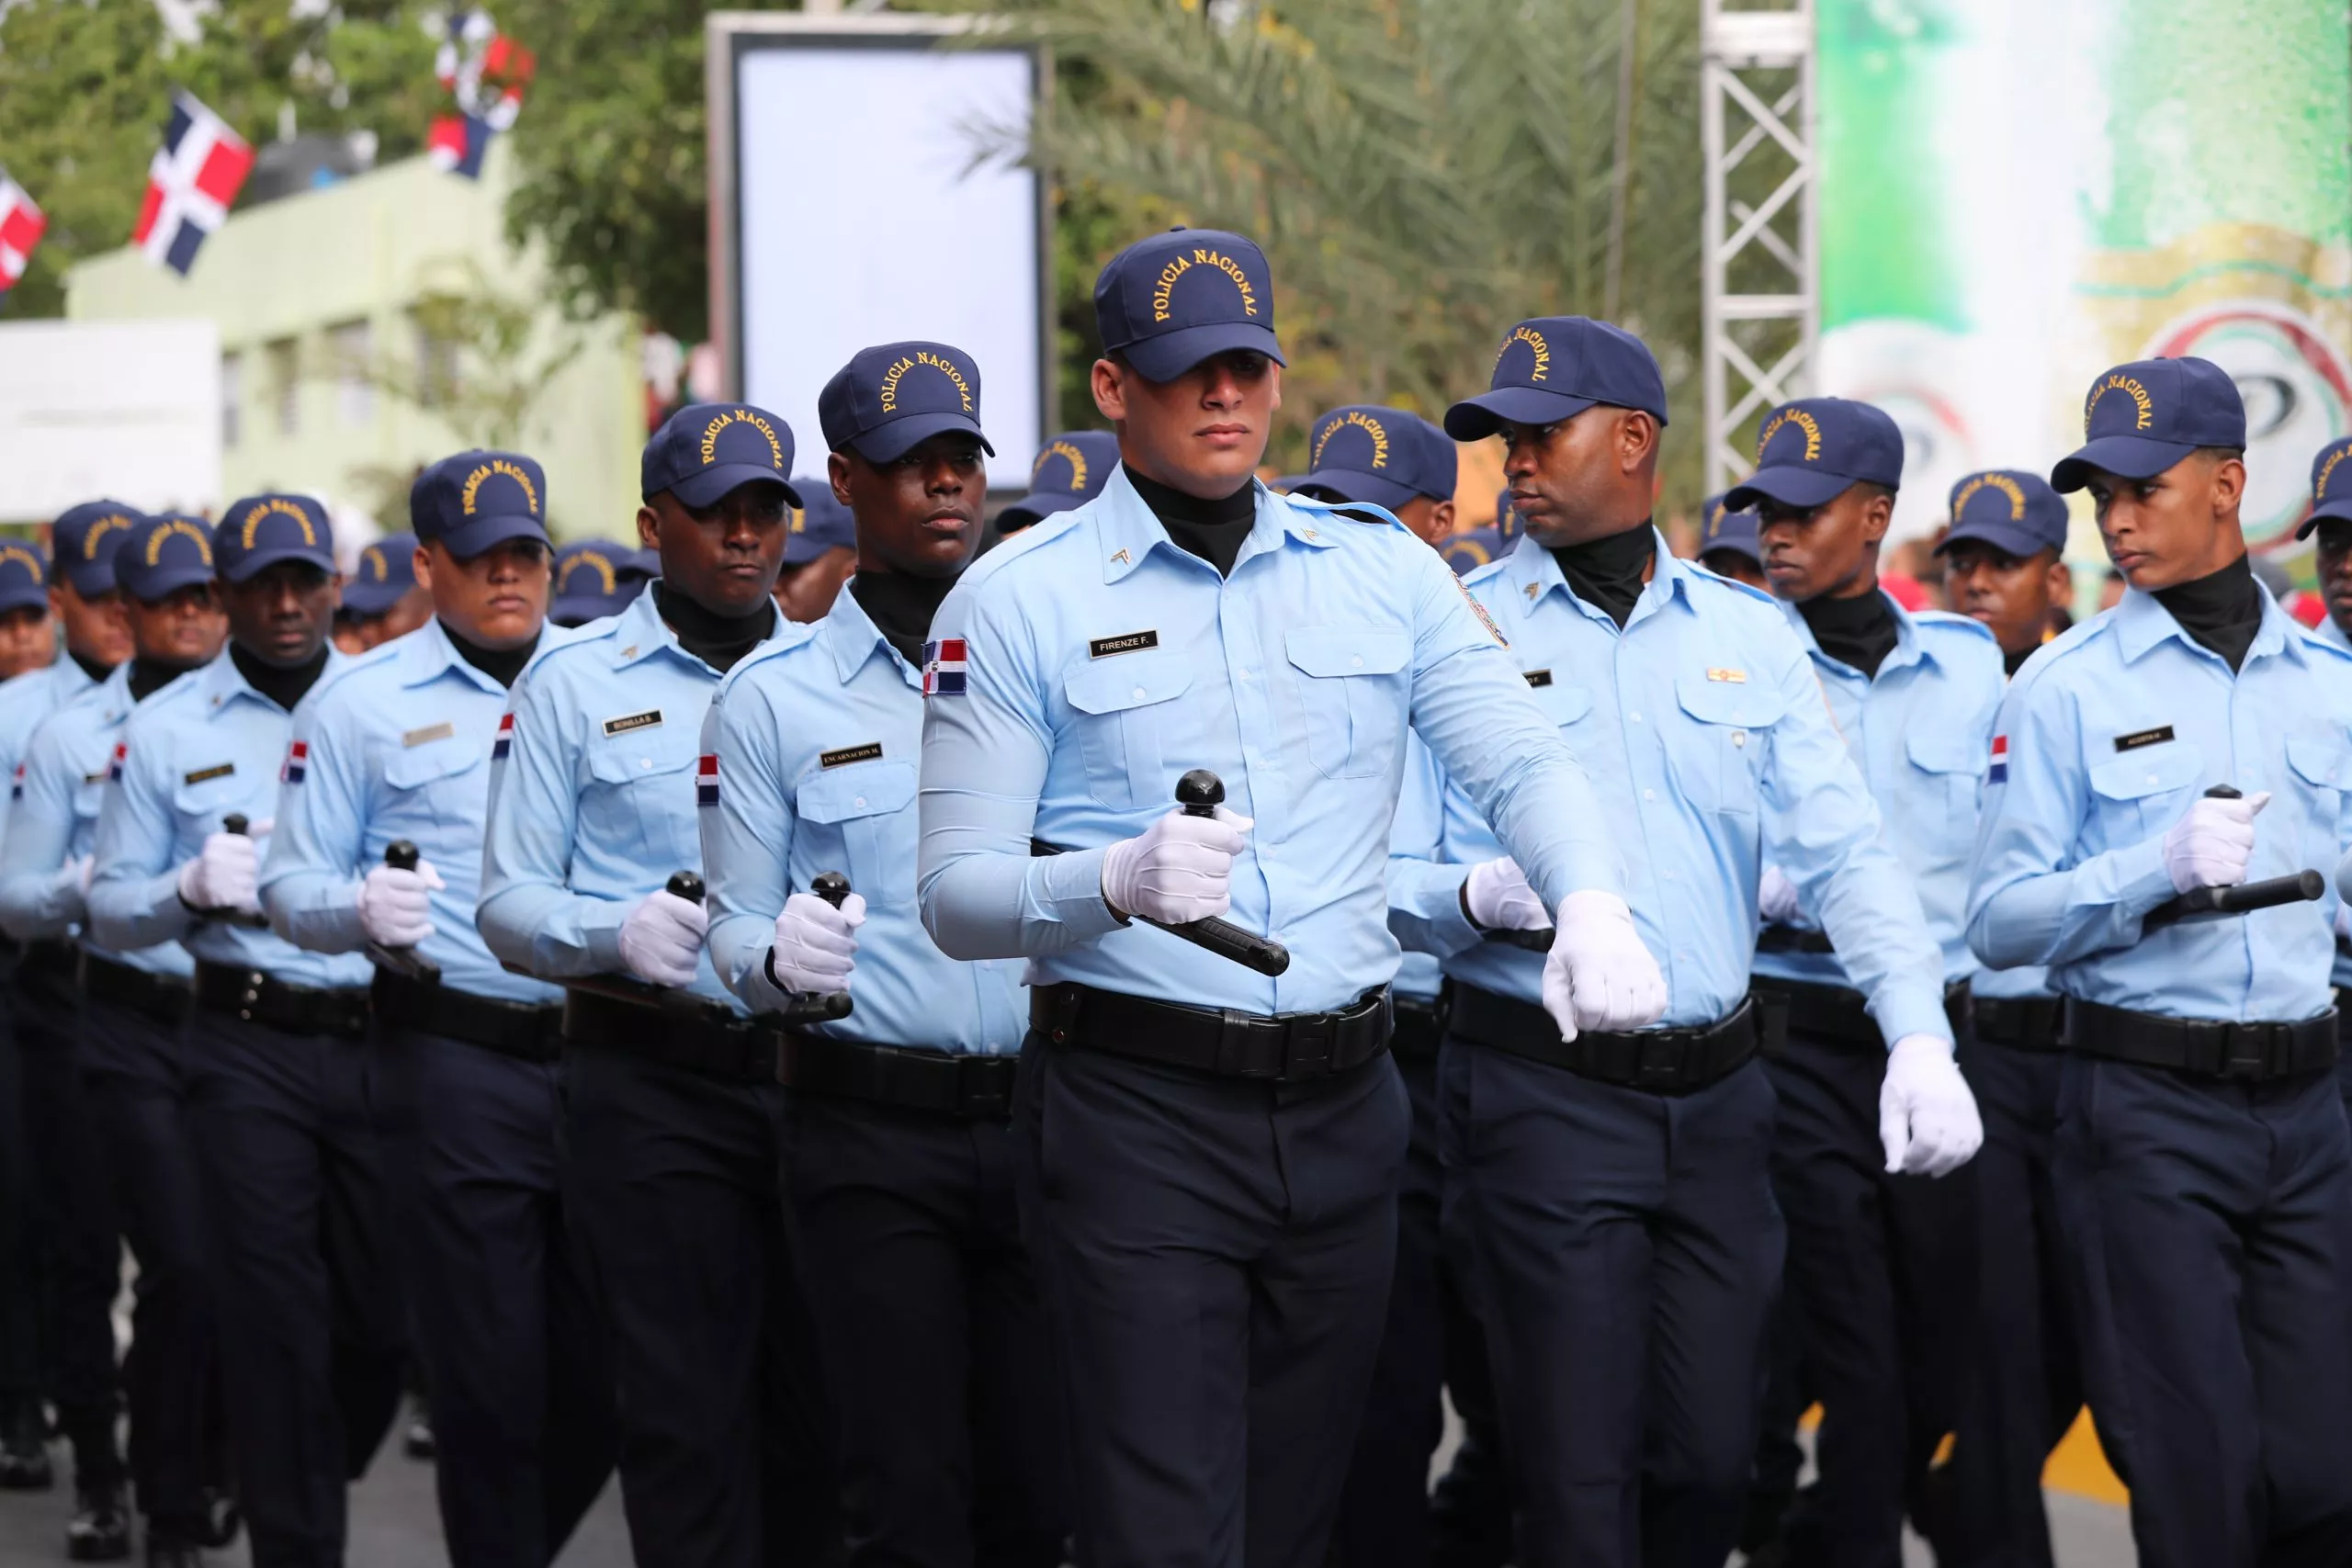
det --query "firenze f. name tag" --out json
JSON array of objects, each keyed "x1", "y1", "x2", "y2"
[
  {"x1": 819, "y1": 742, "x2": 884, "y2": 770},
  {"x1": 1088, "y1": 629, "x2": 1159, "y2": 659},
  {"x1": 603, "y1": 709, "x2": 663, "y2": 737},
  {"x1": 2113, "y1": 725, "x2": 2175, "y2": 753}
]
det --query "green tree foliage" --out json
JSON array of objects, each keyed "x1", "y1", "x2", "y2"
[{"x1": 0, "y1": 0, "x2": 440, "y2": 319}]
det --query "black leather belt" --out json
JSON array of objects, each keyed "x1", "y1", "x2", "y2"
[
  {"x1": 373, "y1": 971, "x2": 562, "y2": 1064},
  {"x1": 2064, "y1": 997, "x2": 2338, "y2": 1082},
  {"x1": 78, "y1": 950, "x2": 190, "y2": 1027},
  {"x1": 775, "y1": 1031, "x2": 1017, "y2": 1121},
  {"x1": 1449, "y1": 981, "x2": 1756, "y2": 1095},
  {"x1": 1391, "y1": 994, "x2": 1442, "y2": 1061},
  {"x1": 1974, "y1": 994, "x2": 2064, "y2": 1051},
  {"x1": 559, "y1": 985, "x2": 771, "y2": 1083},
  {"x1": 1030, "y1": 981, "x2": 1391, "y2": 1083},
  {"x1": 1757, "y1": 924, "x2": 1835, "y2": 955},
  {"x1": 192, "y1": 961, "x2": 370, "y2": 1040},
  {"x1": 1752, "y1": 976, "x2": 1971, "y2": 1053}
]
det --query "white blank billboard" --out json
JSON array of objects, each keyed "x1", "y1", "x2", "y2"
[
  {"x1": 0, "y1": 319, "x2": 221, "y2": 523},
  {"x1": 723, "y1": 26, "x2": 1045, "y2": 487}
]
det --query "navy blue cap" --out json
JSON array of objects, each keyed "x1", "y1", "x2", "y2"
[
  {"x1": 51, "y1": 501, "x2": 145, "y2": 596},
  {"x1": 819, "y1": 342, "x2": 992, "y2": 467},
  {"x1": 1295, "y1": 407, "x2": 1457, "y2": 513},
  {"x1": 1725, "y1": 398, "x2": 1905, "y2": 512},
  {"x1": 550, "y1": 539, "x2": 650, "y2": 626},
  {"x1": 0, "y1": 542, "x2": 47, "y2": 615},
  {"x1": 411, "y1": 451, "x2": 551, "y2": 559},
  {"x1": 642, "y1": 402, "x2": 803, "y2": 510},
  {"x1": 998, "y1": 431, "x2": 1122, "y2": 533},
  {"x1": 1495, "y1": 487, "x2": 1523, "y2": 543},
  {"x1": 341, "y1": 534, "x2": 420, "y2": 616},
  {"x1": 2051, "y1": 357, "x2": 2245, "y2": 494},
  {"x1": 1697, "y1": 492, "x2": 1761, "y2": 566},
  {"x1": 215, "y1": 493, "x2": 335, "y2": 583},
  {"x1": 1445, "y1": 317, "x2": 1668, "y2": 442},
  {"x1": 1440, "y1": 527, "x2": 1502, "y2": 577},
  {"x1": 115, "y1": 513, "x2": 217, "y2": 603},
  {"x1": 1094, "y1": 229, "x2": 1285, "y2": 383},
  {"x1": 1936, "y1": 469, "x2": 2069, "y2": 558},
  {"x1": 785, "y1": 482, "x2": 856, "y2": 564},
  {"x1": 2297, "y1": 437, "x2": 2352, "y2": 538}
]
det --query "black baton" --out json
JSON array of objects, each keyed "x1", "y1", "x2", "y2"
[
  {"x1": 210, "y1": 813, "x2": 272, "y2": 929},
  {"x1": 2142, "y1": 784, "x2": 2323, "y2": 930},
  {"x1": 763, "y1": 872, "x2": 855, "y2": 1027},
  {"x1": 365, "y1": 840, "x2": 443, "y2": 984}
]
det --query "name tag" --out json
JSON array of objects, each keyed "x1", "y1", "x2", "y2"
[
  {"x1": 819, "y1": 741, "x2": 884, "y2": 770},
  {"x1": 2114, "y1": 726, "x2": 2175, "y2": 752},
  {"x1": 1089, "y1": 629, "x2": 1159, "y2": 660},
  {"x1": 603, "y1": 709, "x2": 663, "y2": 738},
  {"x1": 1706, "y1": 667, "x2": 1747, "y2": 683},
  {"x1": 1522, "y1": 669, "x2": 1554, "y2": 688},
  {"x1": 401, "y1": 721, "x2": 455, "y2": 749},
  {"x1": 182, "y1": 762, "x2": 234, "y2": 786},
  {"x1": 81, "y1": 770, "x2": 108, "y2": 785}
]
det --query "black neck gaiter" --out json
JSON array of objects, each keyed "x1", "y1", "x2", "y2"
[
  {"x1": 1799, "y1": 588, "x2": 1899, "y2": 680},
  {"x1": 67, "y1": 648, "x2": 115, "y2": 684},
  {"x1": 1127, "y1": 464, "x2": 1255, "y2": 578},
  {"x1": 2152, "y1": 552, "x2": 2266, "y2": 674},
  {"x1": 849, "y1": 570, "x2": 957, "y2": 671},
  {"x1": 654, "y1": 581, "x2": 775, "y2": 675},
  {"x1": 442, "y1": 621, "x2": 540, "y2": 691},
  {"x1": 1550, "y1": 525, "x2": 1656, "y2": 630},
  {"x1": 128, "y1": 657, "x2": 200, "y2": 703},
  {"x1": 229, "y1": 641, "x2": 331, "y2": 712}
]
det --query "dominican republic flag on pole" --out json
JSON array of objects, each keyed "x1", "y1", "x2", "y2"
[
  {"x1": 428, "y1": 12, "x2": 534, "y2": 179},
  {"x1": 0, "y1": 173, "x2": 46, "y2": 305},
  {"x1": 131, "y1": 92, "x2": 254, "y2": 276}
]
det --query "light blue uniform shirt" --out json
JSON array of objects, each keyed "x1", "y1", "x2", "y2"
[
  {"x1": 89, "y1": 649, "x2": 370, "y2": 990},
  {"x1": 0, "y1": 664, "x2": 190, "y2": 975},
  {"x1": 1751, "y1": 590, "x2": 2004, "y2": 995},
  {"x1": 478, "y1": 586, "x2": 802, "y2": 1010},
  {"x1": 1968, "y1": 588, "x2": 2352, "y2": 1023},
  {"x1": 0, "y1": 660, "x2": 101, "y2": 846},
  {"x1": 1388, "y1": 536, "x2": 1951, "y2": 1042},
  {"x1": 261, "y1": 618, "x2": 577, "y2": 1005},
  {"x1": 1386, "y1": 735, "x2": 1445, "y2": 1005},
  {"x1": 917, "y1": 468, "x2": 1628, "y2": 1017},
  {"x1": 702, "y1": 583, "x2": 1025, "y2": 1053},
  {"x1": 2316, "y1": 612, "x2": 2352, "y2": 991}
]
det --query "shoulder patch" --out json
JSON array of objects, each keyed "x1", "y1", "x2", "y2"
[{"x1": 1453, "y1": 575, "x2": 1510, "y2": 649}]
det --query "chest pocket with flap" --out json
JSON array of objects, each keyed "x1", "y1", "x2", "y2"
[
  {"x1": 1064, "y1": 649, "x2": 1194, "y2": 810},
  {"x1": 1668, "y1": 674, "x2": 1784, "y2": 817},
  {"x1": 2086, "y1": 739, "x2": 2205, "y2": 839},
  {"x1": 587, "y1": 724, "x2": 703, "y2": 874},
  {"x1": 1905, "y1": 731, "x2": 1984, "y2": 815},
  {"x1": 1284, "y1": 626, "x2": 1411, "y2": 780},
  {"x1": 380, "y1": 739, "x2": 483, "y2": 836},
  {"x1": 795, "y1": 760, "x2": 916, "y2": 904}
]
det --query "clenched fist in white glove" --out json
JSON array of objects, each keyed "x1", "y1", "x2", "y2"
[
  {"x1": 356, "y1": 858, "x2": 445, "y2": 947},
  {"x1": 1464, "y1": 857, "x2": 1550, "y2": 931},
  {"x1": 177, "y1": 829, "x2": 261, "y2": 915},
  {"x1": 1880, "y1": 1033, "x2": 1983, "y2": 1178},
  {"x1": 1541, "y1": 890, "x2": 1668, "y2": 1042},
  {"x1": 2163, "y1": 790, "x2": 2268, "y2": 894},
  {"x1": 618, "y1": 889, "x2": 707, "y2": 987},
  {"x1": 1758, "y1": 864, "x2": 1804, "y2": 925},
  {"x1": 768, "y1": 889, "x2": 867, "y2": 994},
  {"x1": 1102, "y1": 805, "x2": 1251, "y2": 924}
]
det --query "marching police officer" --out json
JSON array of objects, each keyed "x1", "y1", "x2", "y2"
[
  {"x1": 549, "y1": 538, "x2": 651, "y2": 628},
  {"x1": 993, "y1": 429, "x2": 1119, "y2": 537},
  {"x1": 1695, "y1": 493, "x2": 1767, "y2": 590},
  {"x1": 332, "y1": 533, "x2": 427, "y2": 655},
  {"x1": 702, "y1": 343, "x2": 1063, "y2": 1565},
  {"x1": 0, "y1": 542, "x2": 56, "y2": 681},
  {"x1": 261, "y1": 454, "x2": 617, "y2": 1568},
  {"x1": 1972, "y1": 358, "x2": 2352, "y2": 1567},
  {"x1": 2293, "y1": 436, "x2": 2352, "y2": 1118},
  {"x1": 0, "y1": 513, "x2": 228, "y2": 1564},
  {"x1": 1386, "y1": 321, "x2": 1962, "y2": 1568},
  {"x1": 916, "y1": 228, "x2": 1668, "y2": 1566},
  {"x1": 1294, "y1": 405, "x2": 1459, "y2": 550},
  {"x1": 478, "y1": 404, "x2": 833, "y2": 1568},
  {"x1": 774, "y1": 481, "x2": 858, "y2": 625},
  {"x1": 89, "y1": 494, "x2": 401, "y2": 1568},
  {"x1": 1731, "y1": 397, "x2": 1996, "y2": 1566}
]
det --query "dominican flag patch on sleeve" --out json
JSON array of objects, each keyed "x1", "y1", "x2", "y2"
[
  {"x1": 107, "y1": 742, "x2": 128, "y2": 784},
  {"x1": 281, "y1": 739, "x2": 308, "y2": 784},
  {"x1": 8, "y1": 762, "x2": 22, "y2": 802},
  {"x1": 1988, "y1": 734, "x2": 2007, "y2": 784},
  {"x1": 697, "y1": 753, "x2": 719, "y2": 807},
  {"x1": 492, "y1": 711, "x2": 515, "y2": 761},
  {"x1": 922, "y1": 638, "x2": 967, "y2": 697}
]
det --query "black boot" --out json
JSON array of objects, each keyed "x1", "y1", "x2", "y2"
[
  {"x1": 0, "y1": 1398, "x2": 51, "y2": 1490},
  {"x1": 401, "y1": 1395, "x2": 435, "y2": 1461},
  {"x1": 195, "y1": 1489, "x2": 240, "y2": 1551},
  {"x1": 66, "y1": 1478, "x2": 132, "y2": 1561},
  {"x1": 142, "y1": 1527, "x2": 205, "y2": 1568}
]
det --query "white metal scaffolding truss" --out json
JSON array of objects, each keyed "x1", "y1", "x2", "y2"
[{"x1": 1700, "y1": 0, "x2": 1817, "y2": 491}]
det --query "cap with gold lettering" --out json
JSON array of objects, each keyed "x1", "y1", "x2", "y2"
[
  {"x1": 1094, "y1": 228, "x2": 1284, "y2": 383},
  {"x1": 785, "y1": 483, "x2": 856, "y2": 563},
  {"x1": 997, "y1": 430, "x2": 1120, "y2": 534},
  {"x1": 342, "y1": 533, "x2": 420, "y2": 616},
  {"x1": 642, "y1": 401, "x2": 804, "y2": 510},
  {"x1": 2051, "y1": 356, "x2": 2245, "y2": 494},
  {"x1": 1724, "y1": 397, "x2": 1904, "y2": 513},
  {"x1": 550, "y1": 538, "x2": 650, "y2": 627},
  {"x1": 1444, "y1": 317, "x2": 1668, "y2": 442},
  {"x1": 413, "y1": 450, "x2": 551, "y2": 559},
  {"x1": 1935, "y1": 470, "x2": 2067, "y2": 559},
  {"x1": 52, "y1": 500, "x2": 148, "y2": 596},
  {"x1": 0, "y1": 541, "x2": 49, "y2": 615},
  {"x1": 1295, "y1": 406, "x2": 1457, "y2": 513},
  {"x1": 820, "y1": 341, "x2": 992, "y2": 466},
  {"x1": 115, "y1": 512, "x2": 217, "y2": 604},
  {"x1": 2294, "y1": 435, "x2": 2352, "y2": 540},
  {"x1": 216, "y1": 493, "x2": 335, "y2": 582},
  {"x1": 1697, "y1": 493, "x2": 1760, "y2": 568}
]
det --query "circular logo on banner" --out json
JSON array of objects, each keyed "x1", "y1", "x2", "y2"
[{"x1": 2149, "y1": 301, "x2": 2352, "y2": 549}]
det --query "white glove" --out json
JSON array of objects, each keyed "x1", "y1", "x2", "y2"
[
  {"x1": 1464, "y1": 857, "x2": 1550, "y2": 931},
  {"x1": 1758, "y1": 864, "x2": 1803, "y2": 925},
  {"x1": 769, "y1": 890, "x2": 867, "y2": 994},
  {"x1": 356, "y1": 859, "x2": 445, "y2": 947},
  {"x1": 2335, "y1": 898, "x2": 2350, "y2": 941},
  {"x1": 2162, "y1": 791, "x2": 2268, "y2": 893},
  {"x1": 1879, "y1": 1033, "x2": 1983, "y2": 1178},
  {"x1": 1540, "y1": 890, "x2": 1668, "y2": 1042},
  {"x1": 61, "y1": 855, "x2": 93, "y2": 900},
  {"x1": 177, "y1": 829, "x2": 260, "y2": 914},
  {"x1": 1101, "y1": 805, "x2": 1252, "y2": 924},
  {"x1": 617, "y1": 889, "x2": 708, "y2": 987}
]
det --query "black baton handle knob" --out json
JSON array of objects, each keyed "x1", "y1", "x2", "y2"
[
  {"x1": 1176, "y1": 770, "x2": 1224, "y2": 817},
  {"x1": 811, "y1": 872, "x2": 851, "y2": 909},
  {"x1": 2206, "y1": 784, "x2": 2244, "y2": 800},
  {"x1": 667, "y1": 871, "x2": 705, "y2": 904},
  {"x1": 222, "y1": 813, "x2": 249, "y2": 836},
  {"x1": 385, "y1": 840, "x2": 420, "y2": 873}
]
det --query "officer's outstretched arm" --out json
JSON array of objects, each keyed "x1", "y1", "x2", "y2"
[
  {"x1": 478, "y1": 671, "x2": 622, "y2": 976},
  {"x1": 699, "y1": 682, "x2": 803, "y2": 1011},
  {"x1": 1385, "y1": 736, "x2": 1487, "y2": 962},
  {"x1": 87, "y1": 716, "x2": 197, "y2": 952},
  {"x1": 260, "y1": 694, "x2": 368, "y2": 953},
  {"x1": 917, "y1": 580, "x2": 1126, "y2": 960},
  {"x1": 0, "y1": 719, "x2": 94, "y2": 942}
]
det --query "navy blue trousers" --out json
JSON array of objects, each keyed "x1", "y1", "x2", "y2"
[
  {"x1": 0, "y1": 979, "x2": 40, "y2": 1423},
  {"x1": 81, "y1": 995, "x2": 226, "y2": 1534},
  {"x1": 558, "y1": 1043, "x2": 836, "y2": 1568},
  {"x1": 780, "y1": 1091, "x2": 1064, "y2": 1568},
  {"x1": 2055, "y1": 1055, "x2": 2352, "y2": 1568},
  {"x1": 1943, "y1": 1039, "x2": 2078, "y2": 1568},
  {"x1": 374, "y1": 1027, "x2": 615, "y2": 1568},
  {"x1": 1014, "y1": 1032, "x2": 1408, "y2": 1568},
  {"x1": 1442, "y1": 1038, "x2": 1781, "y2": 1568}
]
